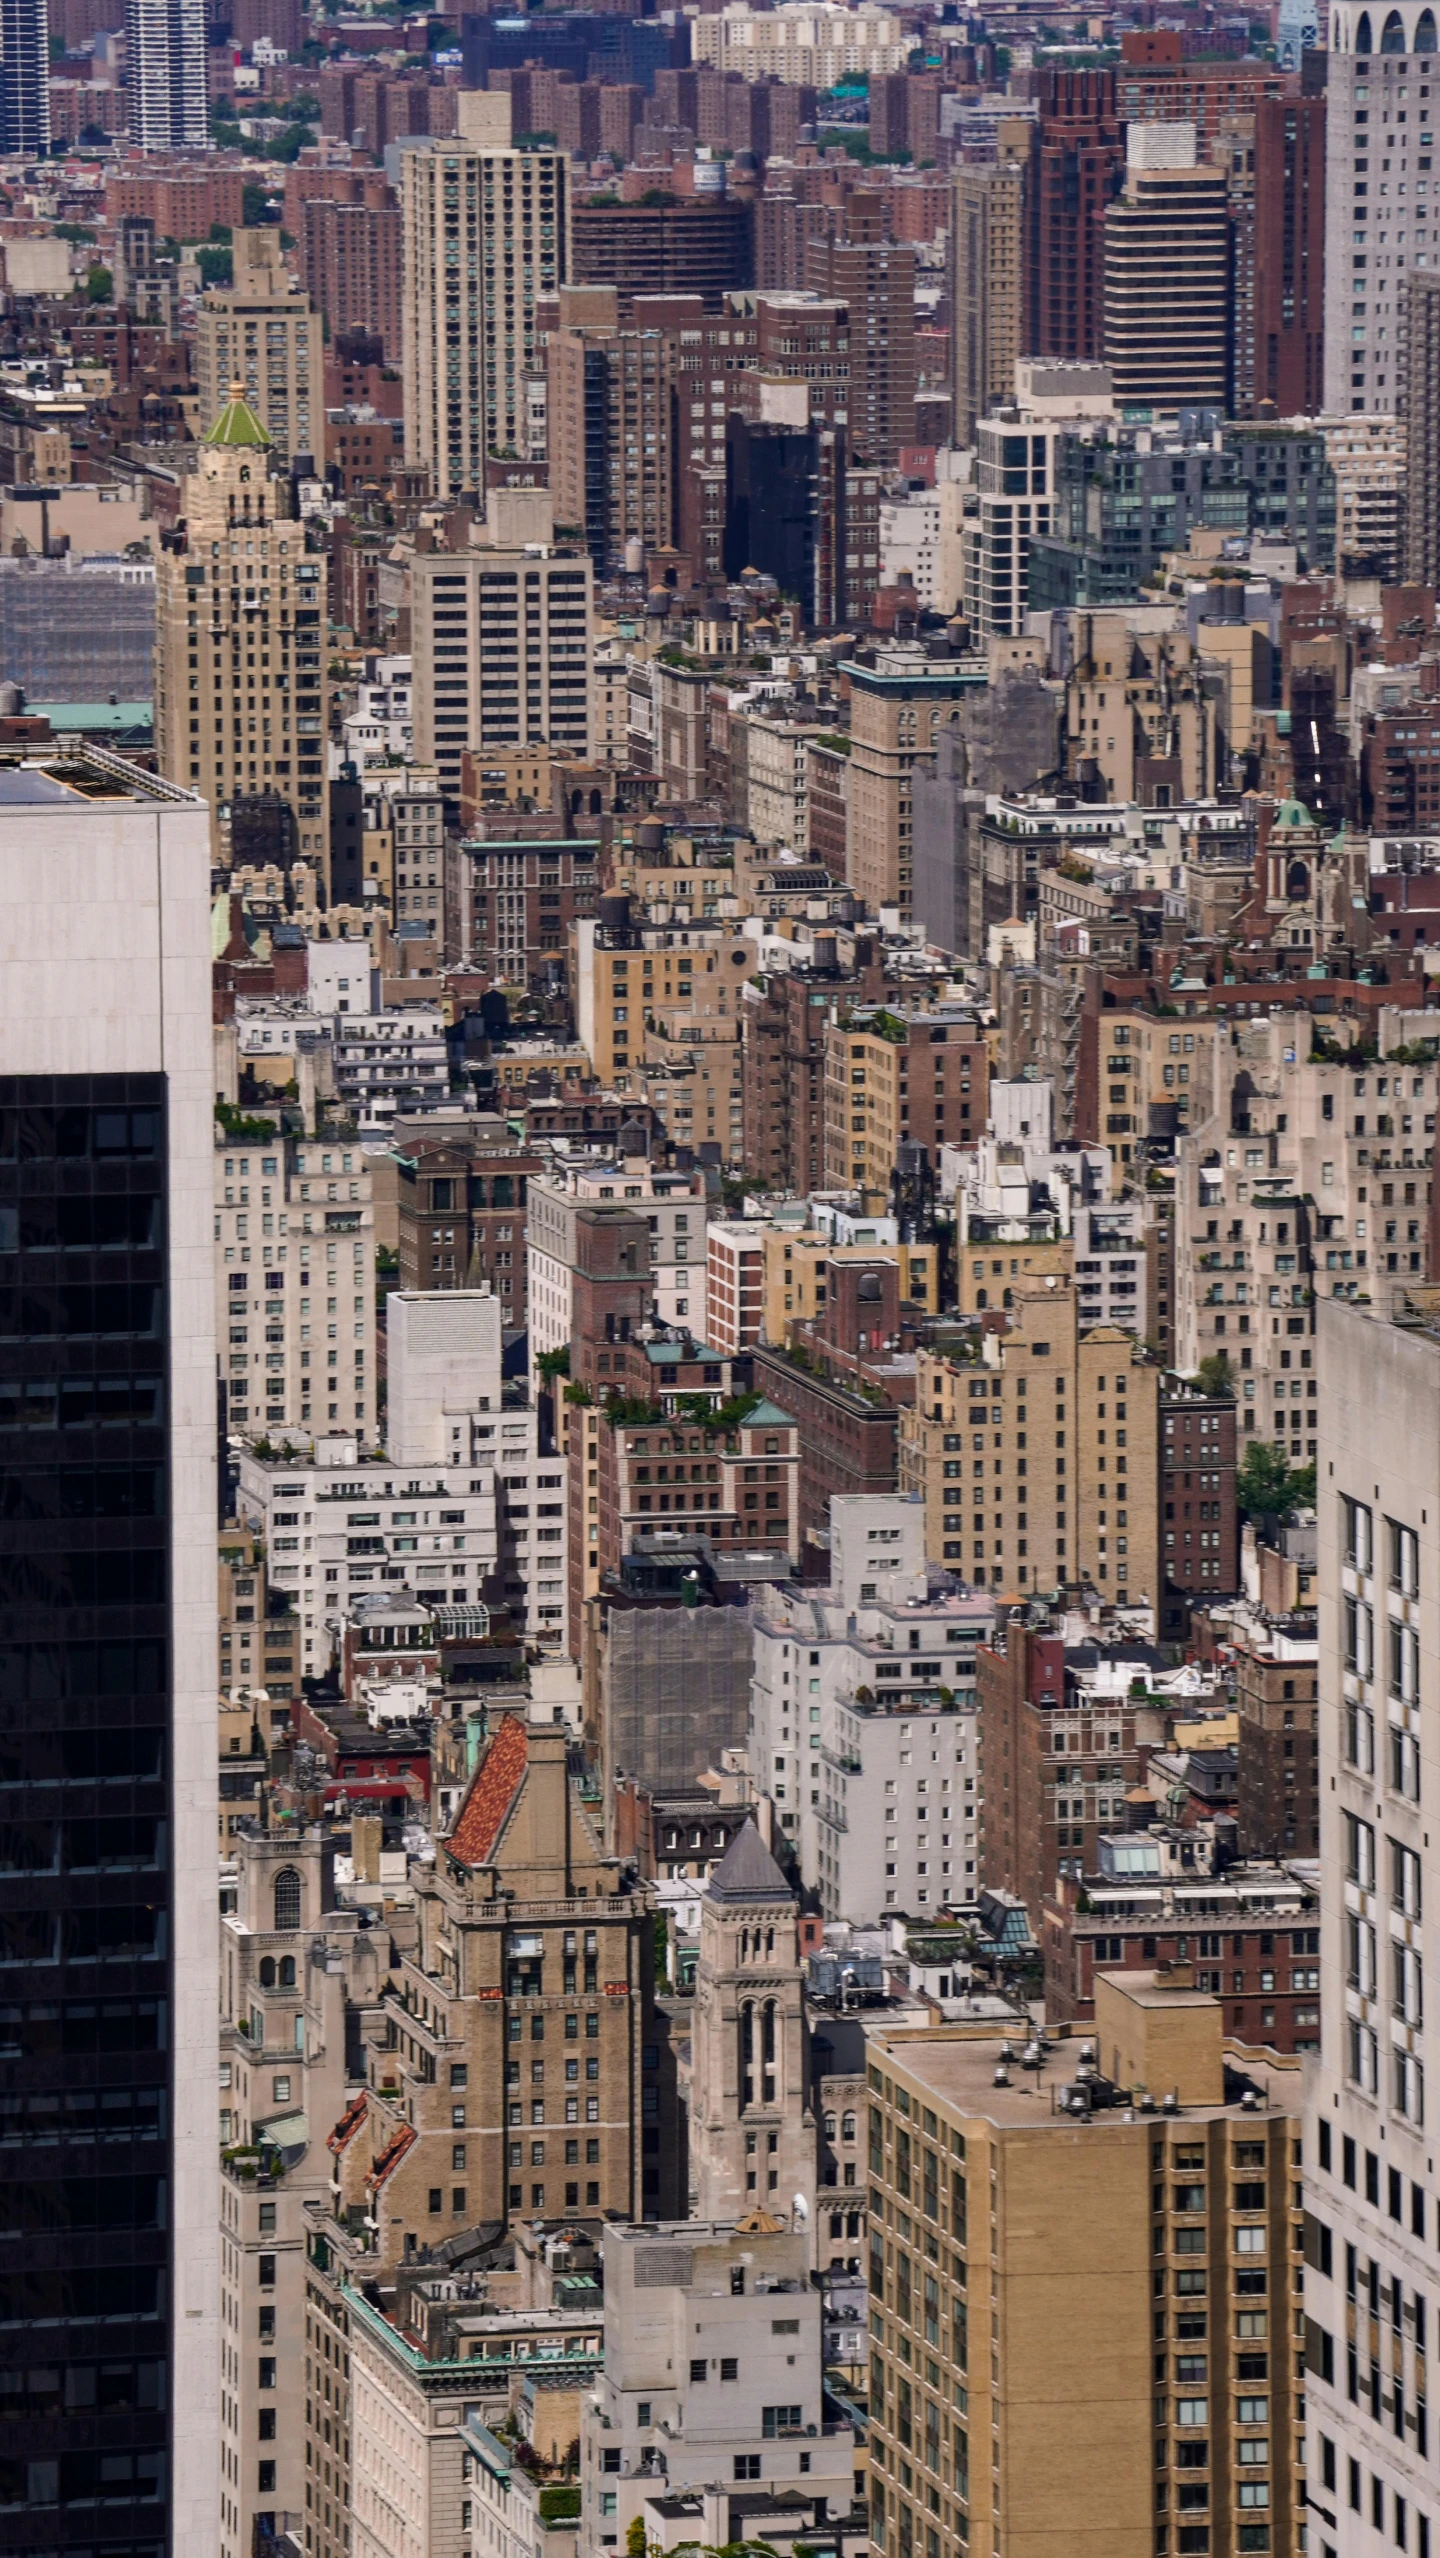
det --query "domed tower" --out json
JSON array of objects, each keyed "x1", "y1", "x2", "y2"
[{"x1": 690, "y1": 1820, "x2": 816, "y2": 2233}]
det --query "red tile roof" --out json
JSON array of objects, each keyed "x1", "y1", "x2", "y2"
[
  {"x1": 366, "y1": 2121, "x2": 417, "y2": 2192},
  {"x1": 327, "y1": 2093, "x2": 368, "y2": 2156},
  {"x1": 448, "y1": 1711, "x2": 529, "y2": 1868}
]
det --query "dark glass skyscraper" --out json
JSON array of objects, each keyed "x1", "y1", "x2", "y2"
[
  {"x1": 0, "y1": 0, "x2": 51, "y2": 158},
  {"x1": 0, "y1": 752, "x2": 216, "y2": 2554}
]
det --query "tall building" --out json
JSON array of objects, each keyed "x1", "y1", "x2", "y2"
[
  {"x1": 409, "y1": 490, "x2": 594, "y2": 797},
  {"x1": 301, "y1": 182, "x2": 402, "y2": 369},
  {"x1": 1324, "y1": 0, "x2": 1434, "y2": 414},
  {"x1": 806, "y1": 197, "x2": 917, "y2": 465},
  {"x1": 193, "y1": 228, "x2": 319, "y2": 465},
  {"x1": 866, "y1": 1976, "x2": 1304, "y2": 2558},
  {"x1": 898, "y1": 1283, "x2": 1162, "y2": 1602},
  {"x1": 1023, "y1": 69, "x2": 1123, "y2": 365},
  {"x1": 951, "y1": 160, "x2": 1025, "y2": 448},
  {"x1": 1, "y1": 0, "x2": 50, "y2": 154},
  {"x1": 1104, "y1": 123, "x2": 1231, "y2": 411},
  {"x1": 1304, "y1": 1291, "x2": 1440, "y2": 2558},
  {"x1": 124, "y1": 0, "x2": 207, "y2": 149},
  {"x1": 571, "y1": 194, "x2": 753, "y2": 313},
  {"x1": 843, "y1": 641, "x2": 975, "y2": 918},
  {"x1": 402, "y1": 137, "x2": 570, "y2": 500},
  {"x1": 1252, "y1": 96, "x2": 1326, "y2": 418},
  {"x1": 214, "y1": 1129, "x2": 376, "y2": 1448},
  {"x1": 1406, "y1": 272, "x2": 1440, "y2": 585},
  {"x1": 547, "y1": 286, "x2": 679, "y2": 568},
  {"x1": 0, "y1": 743, "x2": 217, "y2": 2550},
  {"x1": 153, "y1": 387, "x2": 330, "y2": 869}
]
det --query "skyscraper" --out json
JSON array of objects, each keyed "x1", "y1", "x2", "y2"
[
  {"x1": 154, "y1": 387, "x2": 330, "y2": 870},
  {"x1": 1104, "y1": 123, "x2": 1231, "y2": 411},
  {"x1": 1, "y1": 0, "x2": 51, "y2": 156},
  {"x1": 1323, "y1": 0, "x2": 1434, "y2": 416},
  {"x1": 1405, "y1": 271, "x2": 1440, "y2": 583},
  {"x1": 1023, "y1": 68, "x2": 1124, "y2": 363},
  {"x1": 401, "y1": 134, "x2": 570, "y2": 501},
  {"x1": 1304, "y1": 1292, "x2": 1440, "y2": 2557},
  {"x1": 1252, "y1": 96, "x2": 1326, "y2": 417},
  {"x1": 951, "y1": 159, "x2": 1025, "y2": 446},
  {"x1": 0, "y1": 744, "x2": 217, "y2": 2551},
  {"x1": 124, "y1": 0, "x2": 207, "y2": 150}
]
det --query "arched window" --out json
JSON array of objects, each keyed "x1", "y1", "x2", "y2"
[
  {"x1": 258, "y1": 1956, "x2": 275, "y2": 1989},
  {"x1": 1417, "y1": 7, "x2": 1436, "y2": 45},
  {"x1": 740, "y1": 1999, "x2": 754, "y2": 2109},
  {"x1": 1286, "y1": 859, "x2": 1311, "y2": 901},
  {"x1": 842, "y1": 2111, "x2": 856, "y2": 2141},
  {"x1": 278, "y1": 1955, "x2": 296, "y2": 1989},
  {"x1": 1382, "y1": 8, "x2": 1406, "y2": 47},
  {"x1": 1356, "y1": 7, "x2": 1374, "y2": 41},
  {"x1": 272, "y1": 1867, "x2": 301, "y2": 1932},
  {"x1": 823, "y1": 2112, "x2": 837, "y2": 2140}
]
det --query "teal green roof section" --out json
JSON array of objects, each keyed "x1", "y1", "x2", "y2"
[
  {"x1": 32, "y1": 702, "x2": 153, "y2": 736},
  {"x1": 743, "y1": 1397, "x2": 796, "y2": 1426},
  {"x1": 206, "y1": 386, "x2": 271, "y2": 448}
]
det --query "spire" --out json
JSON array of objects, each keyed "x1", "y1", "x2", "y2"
[
  {"x1": 707, "y1": 1816, "x2": 794, "y2": 1904},
  {"x1": 206, "y1": 379, "x2": 271, "y2": 449}
]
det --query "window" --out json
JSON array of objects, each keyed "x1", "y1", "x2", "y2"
[
  {"x1": 272, "y1": 1867, "x2": 301, "y2": 1932},
  {"x1": 721, "y1": 2358, "x2": 739, "y2": 2381}
]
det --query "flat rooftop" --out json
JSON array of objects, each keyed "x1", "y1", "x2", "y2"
[
  {"x1": 866, "y1": 2020, "x2": 1302, "y2": 2132},
  {"x1": 0, "y1": 748, "x2": 197, "y2": 806}
]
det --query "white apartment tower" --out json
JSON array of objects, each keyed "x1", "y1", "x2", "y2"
[
  {"x1": 1323, "y1": 0, "x2": 1438, "y2": 415},
  {"x1": 1305, "y1": 1291, "x2": 1440, "y2": 2558},
  {"x1": 125, "y1": 0, "x2": 207, "y2": 147}
]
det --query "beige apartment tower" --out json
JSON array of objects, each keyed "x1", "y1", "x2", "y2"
[
  {"x1": 410, "y1": 494, "x2": 594, "y2": 796},
  {"x1": 154, "y1": 389, "x2": 329, "y2": 867},
  {"x1": 951, "y1": 157, "x2": 1026, "y2": 445},
  {"x1": 865, "y1": 1974, "x2": 1304, "y2": 2558},
  {"x1": 402, "y1": 137, "x2": 570, "y2": 500},
  {"x1": 194, "y1": 227, "x2": 320, "y2": 465}
]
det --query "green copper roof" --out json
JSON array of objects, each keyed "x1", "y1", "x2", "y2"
[
  {"x1": 1274, "y1": 794, "x2": 1314, "y2": 828},
  {"x1": 206, "y1": 384, "x2": 270, "y2": 449}
]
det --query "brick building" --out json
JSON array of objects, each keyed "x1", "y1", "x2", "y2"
[
  {"x1": 1233, "y1": 1608, "x2": 1320, "y2": 1858},
  {"x1": 1161, "y1": 1378, "x2": 1239, "y2": 1626},
  {"x1": 392, "y1": 1129, "x2": 542, "y2": 1326},
  {"x1": 1042, "y1": 1853, "x2": 1321, "y2": 2047}
]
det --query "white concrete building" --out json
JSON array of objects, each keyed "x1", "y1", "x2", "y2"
[
  {"x1": 748, "y1": 1494, "x2": 993, "y2": 1917},
  {"x1": 216, "y1": 1130, "x2": 376, "y2": 1447},
  {"x1": 691, "y1": 1, "x2": 912, "y2": 85},
  {"x1": 1323, "y1": 0, "x2": 1435, "y2": 416},
  {"x1": 333, "y1": 1009, "x2": 450, "y2": 1129},
  {"x1": 1304, "y1": 1291, "x2": 1440, "y2": 2557}
]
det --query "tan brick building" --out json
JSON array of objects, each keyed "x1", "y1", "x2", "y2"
[
  {"x1": 898, "y1": 1281, "x2": 1162, "y2": 1601},
  {"x1": 864, "y1": 1974, "x2": 1304, "y2": 2558},
  {"x1": 329, "y1": 1718, "x2": 677, "y2": 2257}
]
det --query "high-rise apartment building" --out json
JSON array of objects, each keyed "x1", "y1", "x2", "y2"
[
  {"x1": 806, "y1": 198, "x2": 917, "y2": 464},
  {"x1": 570, "y1": 194, "x2": 753, "y2": 312},
  {"x1": 1324, "y1": 0, "x2": 1434, "y2": 414},
  {"x1": 194, "y1": 228, "x2": 319, "y2": 465},
  {"x1": 0, "y1": 744, "x2": 217, "y2": 2551},
  {"x1": 154, "y1": 389, "x2": 330, "y2": 867},
  {"x1": 301, "y1": 180, "x2": 402, "y2": 368},
  {"x1": 950, "y1": 161, "x2": 1025, "y2": 446},
  {"x1": 547, "y1": 287, "x2": 679, "y2": 568},
  {"x1": 410, "y1": 492, "x2": 594, "y2": 795},
  {"x1": 2, "y1": 0, "x2": 51, "y2": 153},
  {"x1": 843, "y1": 641, "x2": 976, "y2": 918},
  {"x1": 1104, "y1": 123, "x2": 1231, "y2": 411},
  {"x1": 1252, "y1": 96, "x2": 1326, "y2": 418},
  {"x1": 214, "y1": 1130, "x2": 376, "y2": 1448},
  {"x1": 1023, "y1": 69, "x2": 1123, "y2": 364},
  {"x1": 1304, "y1": 1291, "x2": 1440, "y2": 2558},
  {"x1": 1406, "y1": 272, "x2": 1440, "y2": 585},
  {"x1": 401, "y1": 137, "x2": 569, "y2": 500},
  {"x1": 898, "y1": 1284, "x2": 1162, "y2": 1601},
  {"x1": 124, "y1": 0, "x2": 207, "y2": 148},
  {"x1": 866, "y1": 1976, "x2": 1304, "y2": 2558}
]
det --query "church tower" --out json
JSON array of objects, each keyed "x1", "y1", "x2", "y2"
[{"x1": 690, "y1": 1821, "x2": 816, "y2": 2234}]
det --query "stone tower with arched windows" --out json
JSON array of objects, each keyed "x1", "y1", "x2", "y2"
[{"x1": 689, "y1": 1819, "x2": 817, "y2": 2234}]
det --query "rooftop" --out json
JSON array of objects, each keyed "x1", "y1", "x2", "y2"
[{"x1": 0, "y1": 746, "x2": 197, "y2": 807}]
